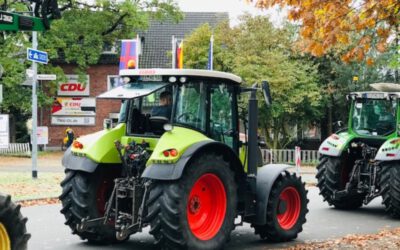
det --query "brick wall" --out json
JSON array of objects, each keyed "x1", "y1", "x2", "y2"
[{"x1": 41, "y1": 64, "x2": 121, "y2": 147}]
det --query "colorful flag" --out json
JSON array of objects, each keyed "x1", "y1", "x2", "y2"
[
  {"x1": 119, "y1": 37, "x2": 139, "y2": 70},
  {"x1": 207, "y1": 35, "x2": 214, "y2": 70},
  {"x1": 176, "y1": 39, "x2": 183, "y2": 69}
]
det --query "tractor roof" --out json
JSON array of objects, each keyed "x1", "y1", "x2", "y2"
[
  {"x1": 350, "y1": 83, "x2": 400, "y2": 99},
  {"x1": 119, "y1": 68, "x2": 242, "y2": 84},
  {"x1": 349, "y1": 91, "x2": 400, "y2": 99}
]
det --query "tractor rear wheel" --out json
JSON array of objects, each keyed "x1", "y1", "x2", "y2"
[
  {"x1": 146, "y1": 154, "x2": 237, "y2": 250},
  {"x1": 253, "y1": 171, "x2": 308, "y2": 242},
  {"x1": 0, "y1": 194, "x2": 30, "y2": 250},
  {"x1": 379, "y1": 163, "x2": 400, "y2": 218},
  {"x1": 59, "y1": 167, "x2": 123, "y2": 244},
  {"x1": 316, "y1": 156, "x2": 364, "y2": 209}
]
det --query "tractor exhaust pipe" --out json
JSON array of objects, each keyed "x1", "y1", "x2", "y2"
[{"x1": 247, "y1": 84, "x2": 258, "y2": 178}]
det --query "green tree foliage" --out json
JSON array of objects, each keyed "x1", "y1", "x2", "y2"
[{"x1": 184, "y1": 15, "x2": 322, "y2": 149}]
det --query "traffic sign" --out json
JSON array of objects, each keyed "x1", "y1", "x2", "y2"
[
  {"x1": 27, "y1": 48, "x2": 48, "y2": 64},
  {"x1": 37, "y1": 74, "x2": 56, "y2": 80}
]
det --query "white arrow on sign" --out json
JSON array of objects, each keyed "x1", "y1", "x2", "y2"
[{"x1": 37, "y1": 74, "x2": 56, "y2": 81}]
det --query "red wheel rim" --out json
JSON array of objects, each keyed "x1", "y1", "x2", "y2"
[
  {"x1": 96, "y1": 177, "x2": 114, "y2": 216},
  {"x1": 187, "y1": 173, "x2": 227, "y2": 240},
  {"x1": 277, "y1": 186, "x2": 301, "y2": 230}
]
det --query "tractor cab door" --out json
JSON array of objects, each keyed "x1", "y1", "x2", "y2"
[
  {"x1": 208, "y1": 83, "x2": 239, "y2": 152},
  {"x1": 172, "y1": 80, "x2": 239, "y2": 153}
]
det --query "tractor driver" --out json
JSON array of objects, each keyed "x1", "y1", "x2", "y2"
[{"x1": 151, "y1": 91, "x2": 172, "y2": 119}]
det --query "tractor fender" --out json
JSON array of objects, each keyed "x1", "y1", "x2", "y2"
[
  {"x1": 375, "y1": 138, "x2": 400, "y2": 161},
  {"x1": 254, "y1": 163, "x2": 293, "y2": 225},
  {"x1": 319, "y1": 132, "x2": 355, "y2": 157},
  {"x1": 62, "y1": 147, "x2": 98, "y2": 173},
  {"x1": 142, "y1": 141, "x2": 244, "y2": 180}
]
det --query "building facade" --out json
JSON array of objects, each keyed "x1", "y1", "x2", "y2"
[{"x1": 41, "y1": 12, "x2": 229, "y2": 147}]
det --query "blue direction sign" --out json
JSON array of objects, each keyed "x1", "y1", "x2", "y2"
[{"x1": 27, "y1": 48, "x2": 48, "y2": 64}]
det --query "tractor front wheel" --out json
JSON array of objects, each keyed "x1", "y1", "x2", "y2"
[
  {"x1": 0, "y1": 194, "x2": 30, "y2": 250},
  {"x1": 316, "y1": 156, "x2": 365, "y2": 209},
  {"x1": 59, "y1": 167, "x2": 123, "y2": 244},
  {"x1": 146, "y1": 154, "x2": 237, "y2": 250},
  {"x1": 253, "y1": 171, "x2": 308, "y2": 242},
  {"x1": 379, "y1": 163, "x2": 400, "y2": 218}
]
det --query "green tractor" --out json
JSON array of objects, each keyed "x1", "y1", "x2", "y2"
[
  {"x1": 317, "y1": 83, "x2": 400, "y2": 216},
  {"x1": 0, "y1": 193, "x2": 30, "y2": 250},
  {"x1": 59, "y1": 69, "x2": 308, "y2": 249}
]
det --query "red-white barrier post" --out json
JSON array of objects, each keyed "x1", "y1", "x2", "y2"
[{"x1": 295, "y1": 146, "x2": 301, "y2": 175}]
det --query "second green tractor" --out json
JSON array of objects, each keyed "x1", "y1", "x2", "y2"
[{"x1": 317, "y1": 83, "x2": 400, "y2": 217}]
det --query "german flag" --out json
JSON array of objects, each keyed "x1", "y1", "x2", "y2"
[{"x1": 176, "y1": 40, "x2": 183, "y2": 69}]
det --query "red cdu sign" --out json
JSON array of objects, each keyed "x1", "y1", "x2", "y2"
[{"x1": 58, "y1": 75, "x2": 90, "y2": 96}]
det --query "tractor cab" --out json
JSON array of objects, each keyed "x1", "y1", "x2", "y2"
[
  {"x1": 347, "y1": 91, "x2": 397, "y2": 138},
  {"x1": 98, "y1": 69, "x2": 241, "y2": 151}
]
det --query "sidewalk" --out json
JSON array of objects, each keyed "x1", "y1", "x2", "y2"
[{"x1": 0, "y1": 151, "x2": 64, "y2": 172}]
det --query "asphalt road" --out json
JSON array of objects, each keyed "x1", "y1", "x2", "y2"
[{"x1": 22, "y1": 187, "x2": 400, "y2": 250}]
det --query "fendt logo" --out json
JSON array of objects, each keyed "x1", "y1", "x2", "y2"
[
  {"x1": 58, "y1": 75, "x2": 90, "y2": 96},
  {"x1": 60, "y1": 83, "x2": 86, "y2": 92}
]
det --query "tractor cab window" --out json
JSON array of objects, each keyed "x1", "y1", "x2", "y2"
[
  {"x1": 210, "y1": 84, "x2": 234, "y2": 147},
  {"x1": 118, "y1": 100, "x2": 129, "y2": 123},
  {"x1": 127, "y1": 86, "x2": 173, "y2": 135},
  {"x1": 174, "y1": 82, "x2": 206, "y2": 132},
  {"x1": 352, "y1": 99, "x2": 396, "y2": 136}
]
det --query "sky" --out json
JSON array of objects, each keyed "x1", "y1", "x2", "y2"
[{"x1": 175, "y1": 0, "x2": 287, "y2": 26}]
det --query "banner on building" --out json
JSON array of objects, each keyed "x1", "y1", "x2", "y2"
[
  {"x1": 51, "y1": 116, "x2": 96, "y2": 126},
  {"x1": 51, "y1": 97, "x2": 96, "y2": 116},
  {"x1": 120, "y1": 36, "x2": 140, "y2": 70},
  {"x1": 0, "y1": 114, "x2": 9, "y2": 149},
  {"x1": 57, "y1": 75, "x2": 90, "y2": 96}
]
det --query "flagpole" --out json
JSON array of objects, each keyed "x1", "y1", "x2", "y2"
[
  {"x1": 172, "y1": 35, "x2": 176, "y2": 69},
  {"x1": 210, "y1": 34, "x2": 214, "y2": 70},
  {"x1": 136, "y1": 34, "x2": 140, "y2": 69}
]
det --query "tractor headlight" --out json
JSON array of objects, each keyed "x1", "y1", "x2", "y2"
[{"x1": 163, "y1": 123, "x2": 173, "y2": 132}]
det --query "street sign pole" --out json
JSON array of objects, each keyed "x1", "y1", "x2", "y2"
[{"x1": 32, "y1": 30, "x2": 38, "y2": 179}]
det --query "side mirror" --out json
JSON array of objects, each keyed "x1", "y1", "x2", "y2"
[
  {"x1": 103, "y1": 119, "x2": 112, "y2": 130},
  {"x1": 261, "y1": 81, "x2": 272, "y2": 106}
]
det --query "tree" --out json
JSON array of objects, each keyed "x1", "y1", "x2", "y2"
[
  {"x1": 184, "y1": 15, "x2": 323, "y2": 149},
  {"x1": 250, "y1": 0, "x2": 399, "y2": 68},
  {"x1": 0, "y1": 0, "x2": 181, "y2": 141}
]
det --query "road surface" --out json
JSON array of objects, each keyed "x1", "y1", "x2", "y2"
[{"x1": 22, "y1": 187, "x2": 400, "y2": 250}]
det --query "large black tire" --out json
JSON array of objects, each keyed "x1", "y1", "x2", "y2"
[
  {"x1": 316, "y1": 156, "x2": 364, "y2": 209},
  {"x1": 379, "y1": 162, "x2": 400, "y2": 218},
  {"x1": 252, "y1": 171, "x2": 308, "y2": 242},
  {"x1": 145, "y1": 154, "x2": 237, "y2": 250},
  {"x1": 59, "y1": 167, "x2": 123, "y2": 244},
  {"x1": 0, "y1": 194, "x2": 30, "y2": 250}
]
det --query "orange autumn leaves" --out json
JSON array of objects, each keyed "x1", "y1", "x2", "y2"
[{"x1": 249, "y1": 0, "x2": 400, "y2": 64}]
